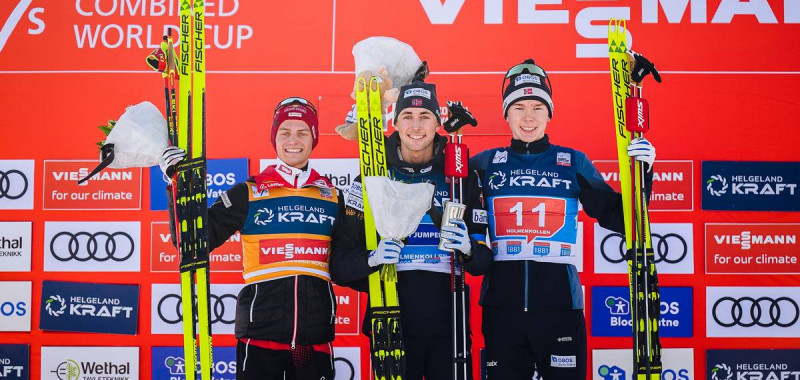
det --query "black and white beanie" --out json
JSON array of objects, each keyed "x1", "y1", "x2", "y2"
[
  {"x1": 394, "y1": 81, "x2": 441, "y2": 125},
  {"x1": 502, "y1": 63, "x2": 553, "y2": 119}
]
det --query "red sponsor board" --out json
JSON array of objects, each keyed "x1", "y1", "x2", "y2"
[
  {"x1": 150, "y1": 222, "x2": 243, "y2": 272},
  {"x1": 259, "y1": 238, "x2": 329, "y2": 264},
  {"x1": 706, "y1": 224, "x2": 800, "y2": 274},
  {"x1": 43, "y1": 160, "x2": 141, "y2": 210},
  {"x1": 492, "y1": 196, "x2": 567, "y2": 243},
  {"x1": 333, "y1": 285, "x2": 361, "y2": 336},
  {"x1": 593, "y1": 160, "x2": 693, "y2": 211}
]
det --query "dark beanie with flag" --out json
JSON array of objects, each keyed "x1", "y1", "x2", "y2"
[
  {"x1": 502, "y1": 59, "x2": 554, "y2": 119},
  {"x1": 393, "y1": 80, "x2": 441, "y2": 125}
]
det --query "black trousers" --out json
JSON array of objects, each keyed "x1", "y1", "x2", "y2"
[
  {"x1": 236, "y1": 340, "x2": 334, "y2": 380},
  {"x1": 482, "y1": 308, "x2": 587, "y2": 380},
  {"x1": 403, "y1": 335, "x2": 473, "y2": 380}
]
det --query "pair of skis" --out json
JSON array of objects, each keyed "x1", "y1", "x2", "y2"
[
  {"x1": 608, "y1": 19, "x2": 663, "y2": 380},
  {"x1": 148, "y1": 2, "x2": 212, "y2": 380},
  {"x1": 356, "y1": 76, "x2": 405, "y2": 380}
]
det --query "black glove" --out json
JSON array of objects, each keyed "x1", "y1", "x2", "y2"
[
  {"x1": 629, "y1": 51, "x2": 661, "y2": 84},
  {"x1": 443, "y1": 101, "x2": 477, "y2": 133}
]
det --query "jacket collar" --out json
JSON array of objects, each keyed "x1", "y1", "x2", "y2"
[
  {"x1": 385, "y1": 131, "x2": 447, "y2": 175},
  {"x1": 510, "y1": 134, "x2": 551, "y2": 154},
  {"x1": 253, "y1": 158, "x2": 333, "y2": 190}
]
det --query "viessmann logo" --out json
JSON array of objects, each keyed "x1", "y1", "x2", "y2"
[{"x1": 712, "y1": 231, "x2": 796, "y2": 250}]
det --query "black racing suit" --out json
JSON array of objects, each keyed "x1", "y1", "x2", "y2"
[
  {"x1": 470, "y1": 135, "x2": 653, "y2": 380},
  {"x1": 330, "y1": 132, "x2": 493, "y2": 380}
]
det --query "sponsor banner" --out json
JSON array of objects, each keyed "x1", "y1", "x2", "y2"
[
  {"x1": 41, "y1": 346, "x2": 138, "y2": 380},
  {"x1": 594, "y1": 223, "x2": 694, "y2": 274},
  {"x1": 706, "y1": 223, "x2": 800, "y2": 274},
  {"x1": 706, "y1": 287, "x2": 800, "y2": 338},
  {"x1": 0, "y1": 160, "x2": 34, "y2": 210},
  {"x1": 43, "y1": 160, "x2": 141, "y2": 210},
  {"x1": 151, "y1": 283, "x2": 243, "y2": 335},
  {"x1": 591, "y1": 286, "x2": 692, "y2": 337},
  {"x1": 39, "y1": 280, "x2": 139, "y2": 335},
  {"x1": 334, "y1": 285, "x2": 361, "y2": 336},
  {"x1": 1, "y1": 1, "x2": 796, "y2": 72},
  {"x1": 150, "y1": 158, "x2": 249, "y2": 210},
  {"x1": 593, "y1": 160, "x2": 693, "y2": 211},
  {"x1": 592, "y1": 348, "x2": 693, "y2": 380},
  {"x1": 0, "y1": 344, "x2": 28, "y2": 380},
  {"x1": 0, "y1": 222, "x2": 31, "y2": 272},
  {"x1": 332, "y1": 347, "x2": 361, "y2": 380},
  {"x1": 152, "y1": 346, "x2": 236, "y2": 380},
  {"x1": 260, "y1": 158, "x2": 359, "y2": 193},
  {"x1": 43, "y1": 221, "x2": 140, "y2": 272},
  {"x1": 702, "y1": 161, "x2": 800, "y2": 211},
  {"x1": 707, "y1": 349, "x2": 800, "y2": 380},
  {"x1": 0, "y1": 281, "x2": 31, "y2": 332},
  {"x1": 150, "y1": 222, "x2": 242, "y2": 272}
]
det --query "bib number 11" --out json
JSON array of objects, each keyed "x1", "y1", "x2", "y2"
[{"x1": 510, "y1": 201, "x2": 545, "y2": 227}]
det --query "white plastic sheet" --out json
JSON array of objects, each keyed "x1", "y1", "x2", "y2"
[
  {"x1": 363, "y1": 176, "x2": 434, "y2": 240},
  {"x1": 105, "y1": 101, "x2": 168, "y2": 168},
  {"x1": 353, "y1": 36, "x2": 423, "y2": 87}
]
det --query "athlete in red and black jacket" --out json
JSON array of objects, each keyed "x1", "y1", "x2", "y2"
[{"x1": 162, "y1": 97, "x2": 346, "y2": 380}]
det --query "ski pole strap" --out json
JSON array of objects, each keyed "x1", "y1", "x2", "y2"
[{"x1": 445, "y1": 142, "x2": 469, "y2": 178}]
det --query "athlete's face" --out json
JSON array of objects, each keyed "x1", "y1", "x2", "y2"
[
  {"x1": 395, "y1": 107, "x2": 440, "y2": 158},
  {"x1": 506, "y1": 99, "x2": 550, "y2": 143},
  {"x1": 274, "y1": 120, "x2": 313, "y2": 168}
]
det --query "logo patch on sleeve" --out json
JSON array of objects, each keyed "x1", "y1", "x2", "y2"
[
  {"x1": 345, "y1": 182, "x2": 364, "y2": 211},
  {"x1": 251, "y1": 185, "x2": 269, "y2": 198},
  {"x1": 556, "y1": 152, "x2": 572, "y2": 167},
  {"x1": 220, "y1": 191, "x2": 232, "y2": 208},
  {"x1": 492, "y1": 150, "x2": 508, "y2": 164},
  {"x1": 472, "y1": 209, "x2": 488, "y2": 224},
  {"x1": 550, "y1": 355, "x2": 576, "y2": 368}
]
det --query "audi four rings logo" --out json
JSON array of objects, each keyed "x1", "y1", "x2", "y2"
[
  {"x1": 333, "y1": 357, "x2": 356, "y2": 380},
  {"x1": 600, "y1": 232, "x2": 688, "y2": 264},
  {"x1": 50, "y1": 231, "x2": 135, "y2": 262},
  {"x1": 0, "y1": 169, "x2": 28, "y2": 199},
  {"x1": 157, "y1": 293, "x2": 237, "y2": 324},
  {"x1": 712, "y1": 296, "x2": 800, "y2": 328}
]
